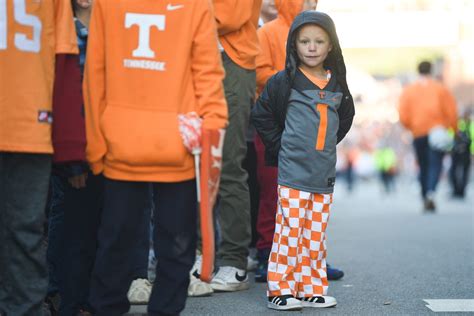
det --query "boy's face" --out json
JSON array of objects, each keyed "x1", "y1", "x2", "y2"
[
  {"x1": 303, "y1": 0, "x2": 318, "y2": 11},
  {"x1": 76, "y1": 0, "x2": 93, "y2": 10},
  {"x1": 295, "y1": 24, "x2": 332, "y2": 71}
]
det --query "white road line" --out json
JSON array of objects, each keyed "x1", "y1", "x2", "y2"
[{"x1": 424, "y1": 299, "x2": 474, "y2": 312}]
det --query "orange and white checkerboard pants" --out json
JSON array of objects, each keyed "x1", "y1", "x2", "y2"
[{"x1": 267, "y1": 185, "x2": 332, "y2": 298}]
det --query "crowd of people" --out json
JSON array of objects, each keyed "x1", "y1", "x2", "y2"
[{"x1": 1, "y1": 0, "x2": 469, "y2": 316}]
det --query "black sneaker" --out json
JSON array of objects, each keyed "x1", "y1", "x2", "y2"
[
  {"x1": 268, "y1": 295, "x2": 303, "y2": 311},
  {"x1": 327, "y1": 264, "x2": 344, "y2": 280},
  {"x1": 300, "y1": 296, "x2": 337, "y2": 308}
]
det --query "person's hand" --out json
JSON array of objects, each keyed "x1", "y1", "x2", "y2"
[{"x1": 68, "y1": 173, "x2": 88, "y2": 189}]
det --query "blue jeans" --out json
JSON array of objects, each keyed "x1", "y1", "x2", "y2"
[{"x1": 413, "y1": 136, "x2": 445, "y2": 198}]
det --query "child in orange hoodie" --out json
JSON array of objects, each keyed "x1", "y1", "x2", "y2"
[{"x1": 84, "y1": 1, "x2": 227, "y2": 315}]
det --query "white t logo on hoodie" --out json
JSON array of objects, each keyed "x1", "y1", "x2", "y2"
[{"x1": 125, "y1": 13, "x2": 165, "y2": 58}]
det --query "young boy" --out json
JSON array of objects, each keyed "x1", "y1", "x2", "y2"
[
  {"x1": 254, "y1": 0, "x2": 344, "y2": 284},
  {"x1": 252, "y1": 11, "x2": 355, "y2": 310},
  {"x1": 0, "y1": 1, "x2": 77, "y2": 315},
  {"x1": 84, "y1": 1, "x2": 227, "y2": 315}
]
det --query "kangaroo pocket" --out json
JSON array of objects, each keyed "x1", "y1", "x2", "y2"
[{"x1": 100, "y1": 105, "x2": 188, "y2": 167}]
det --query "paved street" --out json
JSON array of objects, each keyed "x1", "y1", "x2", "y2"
[{"x1": 130, "y1": 176, "x2": 474, "y2": 315}]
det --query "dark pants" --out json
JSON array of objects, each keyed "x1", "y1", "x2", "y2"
[
  {"x1": 59, "y1": 172, "x2": 105, "y2": 315},
  {"x1": 89, "y1": 178, "x2": 197, "y2": 316},
  {"x1": 47, "y1": 171, "x2": 149, "y2": 315},
  {"x1": 413, "y1": 136, "x2": 444, "y2": 198},
  {"x1": 254, "y1": 135, "x2": 278, "y2": 254},
  {"x1": 216, "y1": 52, "x2": 255, "y2": 270},
  {"x1": 450, "y1": 150, "x2": 471, "y2": 197},
  {"x1": 243, "y1": 141, "x2": 259, "y2": 248},
  {"x1": 47, "y1": 175, "x2": 66, "y2": 297},
  {"x1": 0, "y1": 152, "x2": 51, "y2": 316}
]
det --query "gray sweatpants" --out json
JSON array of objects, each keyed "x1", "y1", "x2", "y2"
[
  {"x1": 0, "y1": 152, "x2": 51, "y2": 316},
  {"x1": 216, "y1": 53, "x2": 256, "y2": 270}
]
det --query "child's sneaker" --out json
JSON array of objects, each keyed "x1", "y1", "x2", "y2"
[
  {"x1": 267, "y1": 295, "x2": 303, "y2": 311},
  {"x1": 300, "y1": 296, "x2": 337, "y2": 308}
]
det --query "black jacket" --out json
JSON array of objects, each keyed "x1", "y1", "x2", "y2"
[{"x1": 251, "y1": 11, "x2": 355, "y2": 166}]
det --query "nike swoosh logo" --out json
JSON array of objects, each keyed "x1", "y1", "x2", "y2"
[
  {"x1": 167, "y1": 4, "x2": 184, "y2": 11},
  {"x1": 235, "y1": 272, "x2": 247, "y2": 282}
]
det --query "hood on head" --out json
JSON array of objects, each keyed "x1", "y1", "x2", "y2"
[
  {"x1": 284, "y1": 10, "x2": 348, "y2": 92},
  {"x1": 275, "y1": 0, "x2": 305, "y2": 26}
]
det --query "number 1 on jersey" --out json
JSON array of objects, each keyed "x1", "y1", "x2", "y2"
[{"x1": 315, "y1": 103, "x2": 328, "y2": 151}]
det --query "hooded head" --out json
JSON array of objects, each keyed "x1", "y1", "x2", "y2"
[
  {"x1": 285, "y1": 11, "x2": 348, "y2": 91},
  {"x1": 275, "y1": 0, "x2": 305, "y2": 26}
]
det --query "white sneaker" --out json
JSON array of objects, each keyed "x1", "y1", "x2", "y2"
[
  {"x1": 210, "y1": 266, "x2": 249, "y2": 292},
  {"x1": 268, "y1": 295, "x2": 303, "y2": 311},
  {"x1": 188, "y1": 255, "x2": 214, "y2": 297},
  {"x1": 127, "y1": 278, "x2": 152, "y2": 305},
  {"x1": 247, "y1": 256, "x2": 258, "y2": 271},
  {"x1": 300, "y1": 296, "x2": 337, "y2": 308}
]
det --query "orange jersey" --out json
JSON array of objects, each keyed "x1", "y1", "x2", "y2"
[
  {"x1": 84, "y1": 0, "x2": 228, "y2": 182},
  {"x1": 213, "y1": 0, "x2": 262, "y2": 70},
  {"x1": 0, "y1": 0, "x2": 78, "y2": 153},
  {"x1": 398, "y1": 77, "x2": 458, "y2": 137},
  {"x1": 256, "y1": 0, "x2": 304, "y2": 92}
]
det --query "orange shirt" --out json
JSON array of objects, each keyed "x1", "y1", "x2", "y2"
[
  {"x1": 299, "y1": 67, "x2": 330, "y2": 89},
  {"x1": 213, "y1": 0, "x2": 262, "y2": 70},
  {"x1": 84, "y1": 0, "x2": 228, "y2": 182},
  {"x1": 0, "y1": 0, "x2": 78, "y2": 154},
  {"x1": 398, "y1": 77, "x2": 458, "y2": 137},
  {"x1": 256, "y1": 0, "x2": 304, "y2": 92}
]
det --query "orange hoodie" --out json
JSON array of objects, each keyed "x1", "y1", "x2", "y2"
[
  {"x1": 0, "y1": 0, "x2": 78, "y2": 154},
  {"x1": 84, "y1": 0, "x2": 228, "y2": 182},
  {"x1": 256, "y1": 0, "x2": 304, "y2": 92},
  {"x1": 398, "y1": 77, "x2": 458, "y2": 138},
  {"x1": 213, "y1": 0, "x2": 262, "y2": 70}
]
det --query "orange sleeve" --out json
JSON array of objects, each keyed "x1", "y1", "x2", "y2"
[
  {"x1": 212, "y1": 0, "x2": 255, "y2": 36},
  {"x1": 83, "y1": 0, "x2": 107, "y2": 174},
  {"x1": 398, "y1": 88, "x2": 411, "y2": 130},
  {"x1": 441, "y1": 86, "x2": 458, "y2": 131},
  {"x1": 192, "y1": 0, "x2": 228, "y2": 130},
  {"x1": 256, "y1": 26, "x2": 278, "y2": 93},
  {"x1": 54, "y1": 0, "x2": 78, "y2": 54}
]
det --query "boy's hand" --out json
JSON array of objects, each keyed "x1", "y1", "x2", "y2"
[{"x1": 68, "y1": 173, "x2": 88, "y2": 189}]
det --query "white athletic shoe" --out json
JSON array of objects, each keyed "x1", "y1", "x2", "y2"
[
  {"x1": 210, "y1": 266, "x2": 249, "y2": 292},
  {"x1": 267, "y1": 295, "x2": 303, "y2": 311},
  {"x1": 188, "y1": 255, "x2": 214, "y2": 297},
  {"x1": 127, "y1": 278, "x2": 152, "y2": 305},
  {"x1": 300, "y1": 296, "x2": 337, "y2": 308}
]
